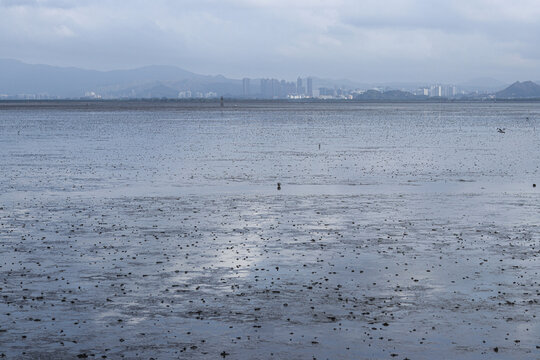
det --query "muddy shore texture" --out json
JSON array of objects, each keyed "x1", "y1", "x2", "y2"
[{"x1": 1, "y1": 102, "x2": 539, "y2": 359}]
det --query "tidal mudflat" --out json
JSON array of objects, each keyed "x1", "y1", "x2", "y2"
[{"x1": 0, "y1": 101, "x2": 539, "y2": 359}]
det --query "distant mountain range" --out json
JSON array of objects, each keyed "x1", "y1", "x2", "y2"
[
  {"x1": 1, "y1": 59, "x2": 539, "y2": 100},
  {"x1": 0, "y1": 59, "x2": 242, "y2": 98}
]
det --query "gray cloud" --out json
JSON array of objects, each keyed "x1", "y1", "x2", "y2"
[
  {"x1": 0, "y1": 0, "x2": 85, "y2": 8},
  {"x1": 0, "y1": 0, "x2": 539, "y2": 82}
]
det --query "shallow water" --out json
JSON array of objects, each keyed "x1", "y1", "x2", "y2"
[{"x1": 0, "y1": 101, "x2": 539, "y2": 359}]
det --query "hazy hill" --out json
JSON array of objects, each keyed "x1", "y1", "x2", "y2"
[
  {"x1": 0, "y1": 59, "x2": 241, "y2": 98},
  {"x1": 495, "y1": 81, "x2": 540, "y2": 98}
]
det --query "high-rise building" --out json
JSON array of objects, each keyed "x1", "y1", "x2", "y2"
[
  {"x1": 260, "y1": 79, "x2": 270, "y2": 98},
  {"x1": 430, "y1": 85, "x2": 442, "y2": 97},
  {"x1": 259, "y1": 78, "x2": 300, "y2": 99},
  {"x1": 297, "y1": 77, "x2": 304, "y2": 95},
  {"x1": 307, "y1": 77, "x2": 313, "y2": 97},
  {"x1": 283, "y1": 81, "x2": 296, "y2": 97},
  {"x1": 272, "y1": 79, "x2": 281, "y2": 98},
  {"x1": 279, "y1": 80, "x2": 288, "y2": 98},
  {"x1": 242, "y1": 78, "x2": 250, "y2": 97}
]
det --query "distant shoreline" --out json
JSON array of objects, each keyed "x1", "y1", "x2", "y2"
[{"x1": 2, "y1": 97, "x2": 540, "y2": 109}]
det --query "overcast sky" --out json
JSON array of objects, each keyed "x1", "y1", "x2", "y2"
[{"x1": 1, "y1": 0, "x2": 539, "y2": 83}]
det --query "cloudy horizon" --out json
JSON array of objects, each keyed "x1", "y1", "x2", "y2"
[{"x1": 1, "y1": 0, "x2": 540, "y2": 83}]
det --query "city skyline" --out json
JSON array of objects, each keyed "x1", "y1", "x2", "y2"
[{"x1": 1, "y1": 58, "x2": 537, "y2": 100}]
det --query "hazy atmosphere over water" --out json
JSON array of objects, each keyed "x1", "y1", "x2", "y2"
[{"x1": 1, "y1": 0, "x2": 540, "y2": 82}]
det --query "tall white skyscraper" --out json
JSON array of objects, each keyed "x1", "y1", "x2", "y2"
[{"x1": 307, "y1": 77, "x2": 313, "y2": 97}]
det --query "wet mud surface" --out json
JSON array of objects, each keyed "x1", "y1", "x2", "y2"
[{"x1": 1, "y1": 102, "x2": 539, "y2": 359}]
